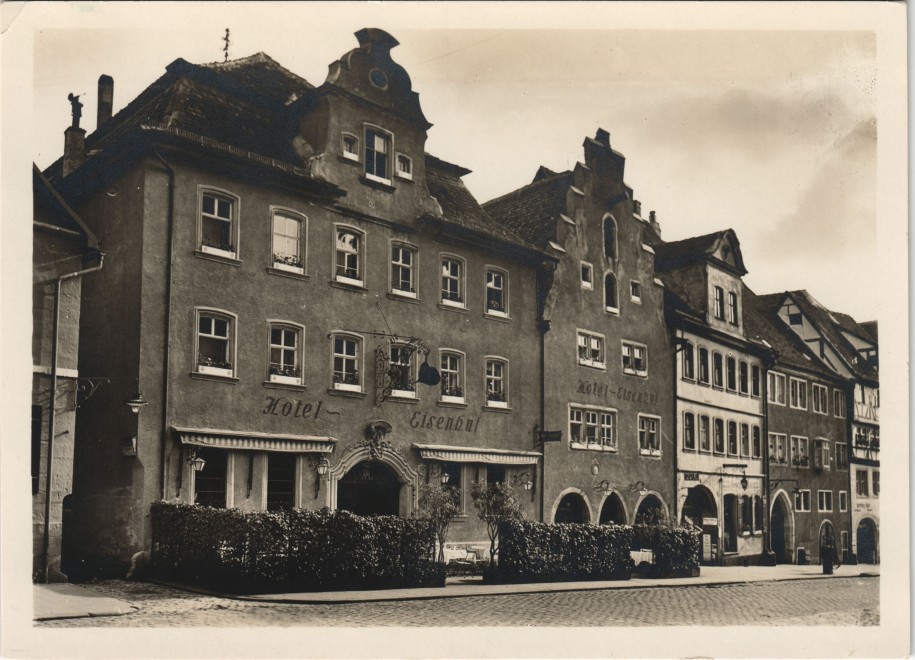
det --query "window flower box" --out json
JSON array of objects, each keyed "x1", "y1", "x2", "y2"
[
  {"x1": 486, "y1": 399, "x2": 508, "y2": 409},
  {"x1": 333, "y1": 373, "x2": 360, "y2": 392},
  {"x1": 198, "y1": 364, "x2": 233, "y2": 377},
  {"x1": 273, "y1": 253, "x2": 304, "y2": 274},
  {"x1": 639, "y1": 447, "x2": 662, "y2": 457},
  {"x1": 201, "y1": 242, "x2": 236, "y2": 259},
  {"x1": 441, "y1": 291, "x2": 464, "y2": 308}
]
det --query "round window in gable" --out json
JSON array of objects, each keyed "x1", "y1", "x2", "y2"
[{"x1": 369, "y1": 69, "x2": 388, "y2": 89}]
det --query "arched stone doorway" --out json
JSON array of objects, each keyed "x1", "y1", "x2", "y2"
[
  {"x1": 682, "y1": 486, "x2": 718, "y2": 564},
  {"x1": 598, "y1": 492, "x2": 627, "y2": 525},
  {"x1": 337, "y1": 460, "x2": 401, "y2": 517},
  {"x1": 819, "y1": 520, "x2": 837, "y2": 564},
  {"x1": 554, "y1": 492, "x2": 591, "y2": 524},
  {"x1": 856, "y1": 518, "x2": 878, "y2": 564},
  {"x1": 634, "y1": 494, "x2": 665, "y2": 525},
  {"x1": 770, "y1": 492, "x2": 794, "y2": 564}
]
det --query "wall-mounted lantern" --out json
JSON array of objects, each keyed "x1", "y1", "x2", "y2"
[
  {"x1": 125, "y1": 390, "x2": 148, "y2": 414},
  {"x1": 310, "y1": 456, "x2": 330, "y2": 498},
  {"x1": 511, "y1": 470, "x2": 535, "y2": 500},
  {"x1": 186, "y1": 448, "x2": 206, "y2": 473}
]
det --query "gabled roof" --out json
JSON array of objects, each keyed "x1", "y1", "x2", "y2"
[
  {"x1": 33, "y1": 164, "x2": 99, "y2": 250},
  {"x1": 424, "y1": 156, "x2": 545, "y2": 255},
  {"x1": 654, "y1": 228, "x2": 747, "y2": 276},
  {"x1": 482, "y1": 169, "x2": 574, "y2": 249},
  {"x1": 762, "y1": 290, "x2": 878, "y2": 382}
]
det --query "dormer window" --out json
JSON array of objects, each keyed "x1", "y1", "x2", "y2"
[
  {"x1": 396, "y1": 154, "x2": 413, "y2": 181},
  {"x1": 365, "y1": 127, "x2": 391, "y2": 184},
  {"x1": 342, "y1": 134, "x2": 359, "y2": 161}
]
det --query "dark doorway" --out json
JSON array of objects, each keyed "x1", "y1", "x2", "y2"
[
  {"x1": 634, "y1": 494, "x2": 665, "y2": 525},
  {"x1": 771, "y1": 497, "x2": 788, "y2": 564},
  {"x1": 856, "y1": 518, "x2": 877, "y2": 564},
  {"x1": 554, "y1": 493, "x2": 590, "y2": 523},
  {"x1": 599, "y1": 493, "x2": 626, "y2": 525},
  {"x1": 683, "y1": 486, "x2": 718, "y2": 564},
  {"x1": 338, "y1": 460, "x2": 401, "y2": 517}
]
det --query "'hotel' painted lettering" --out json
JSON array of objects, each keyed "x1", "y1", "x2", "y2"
[{"x1": 409, "y1": 411, "x2": 479, "y2": 433}]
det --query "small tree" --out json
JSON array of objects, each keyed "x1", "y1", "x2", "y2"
[
  {"x1": 470, "y1": 480, "x2": 524, "y2": 565},
  {"x1": 418, "y1": 483, "x2": 462, "y2": 564}
]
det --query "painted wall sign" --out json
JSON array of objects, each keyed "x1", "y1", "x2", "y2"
[
  {"x1": 575, "y1": 380, "x2": 659, "y2": 406},
  {"x1": 409, "y1": 411, "x2": 479, "y2": 433},
  {"x1": 683, "y1": 471, "x2": 700, "y2": 481},
  {"x1": 262, "y1": 396, "x2": 338, "y2": 419},
  {"x1": 702, "y1": 517, "x2": 718, "y2": 526},
  {"x1": 577, "y1": 380, "x2": 610, "y2": 398}
]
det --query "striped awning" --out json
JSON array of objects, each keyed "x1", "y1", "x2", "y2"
[
  {"x1": 174, "y1": 427, "x2": 335, "y2": 454},
  {"x1": 412, "y1": 443, "x2": 541, "y2": 465}
]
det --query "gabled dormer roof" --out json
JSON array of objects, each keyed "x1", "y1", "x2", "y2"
[
  {"x1": 654, "y1": 228, "x2": 747, "y2": 276},
  {"x1": 482, "y1": 168, "x2": 574, "y2": 250}
]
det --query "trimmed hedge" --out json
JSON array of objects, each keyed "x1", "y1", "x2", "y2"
[
  {"x1": 150, "y1": 502, "x2": 440, "y2": 593},
  {"x1": 495, "y1": 520, "x2": 634, "y2": 583},
  {"x1": 632, "y1": 524, "x2": 701, "y2": 576}
]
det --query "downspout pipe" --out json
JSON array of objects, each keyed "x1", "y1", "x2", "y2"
[
  {"x1": 152, "y1": 148, "x2": 176, "y2": 501},
  {"x1": 42, "y1": 252, "x2": 105, "y2": 582}
]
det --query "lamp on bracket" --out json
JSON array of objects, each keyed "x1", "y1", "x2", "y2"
[
  {"x1": 309, "y1": 456, "x2": 330, "y2": 498},
  {"x1": 186, "y1": 448, "x2": 206, "y2": 473},
  {"x1": 511, "y1": 468, "x2": 536, "y2": 500},
  {"x1": 723, "y1": 463, "x2": 749, "y2": 491}
]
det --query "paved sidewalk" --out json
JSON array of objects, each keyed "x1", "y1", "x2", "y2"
[
  {"x1": 237, "y1": 562, "x2": 880, "y2": 604},
  {"x1": 34, "y1": 583, "x2": 138, "y2": 621}
]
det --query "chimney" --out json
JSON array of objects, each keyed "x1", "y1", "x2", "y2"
[
  {"x1": 649, "y1": 210, "x2": 662, "y2": 238},
  {"x1": 594, "y1": 128, "x2": 610, "y2": 147},
  {"x1": 63, "y1": 127, "x2": 86, "y2": 177},
  {"x1": 97, "y1": 74, "x2": 114, "y2": 127}
]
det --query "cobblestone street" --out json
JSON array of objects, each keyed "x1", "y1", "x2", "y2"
[{"x1": 37, "y1": 576, "x2": 878, "y2": 627}]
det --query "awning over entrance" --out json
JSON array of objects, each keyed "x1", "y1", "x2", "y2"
[
  {"x1": 412, "y1": 443, "x2": 541, "y2": 465},
  {"x1": 174, "y1": 427, "x2": 336, "y2": 453}
]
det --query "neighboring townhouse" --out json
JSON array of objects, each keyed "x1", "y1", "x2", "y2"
[
  {"x1": 743, "y1": 289, "x2": 851, "y2": 565},
  {"x1": 484, "y1": 130, "x2": 675, "y2": 530},
  {"x1": 44, "y1": 29, "x2": 550, "y2": 577},
  {"x1": 655, "y1": 231, "x2": 774, "y2": 565},
  {"x1": 761, "y1": 290, "x2": 879, "y2": 564}
]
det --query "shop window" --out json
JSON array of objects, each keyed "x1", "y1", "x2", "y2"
[
  {"x1": 739, "y1": 361, "x2": 748, "y2": 394},
  {"x1": 266, "y1": 453, "x2": 296, "y2": 511},
  {"x1": 396, "y1": 153, "x2": 413, "y2": 181},
  {"x1": 441, "y1": 256, "x2": 465, "y2": 307},
  {"x1": 638, "y1": 415, "x2": 661, "y2": 456},
  {"x1": 728, "y1": 291, "x2": 739, "y2": 325},
  {"x1": 768, "y1": 371, "x2": 786, "y2": 405},
  {"x1": 486, "y1": 268, "x2": 508, "y2": 316},
  {"x1": 331, "y1": 334, "x2": 361, "y2": 391},
  {"x1": 699, "y1": 415, "x2": 711, "y2": 452},
  {"x1": 712, "y1": 352, "x2": 723, "y2": 388},
  {"x1": 683, "y1": 412, "x2": 696, "y2": 451},
  {"x1": 603, "y1": 216, "x2": 617, "y2": 259},
  {"x1": 817, "y1": 490, "x2": 833, "y2": 512},
  {"x1": 268, "y1": 323, "x2": 303, "y2": 385},
  {"x1": 342, "y1": 133, "x2": 360, "y2": 161},
  {"x1": 196, "y1": 309, "x2": 235, "y2": 377},
  {"x1": 388, "y1": 342, "x2": 416, "y2": 398},
  {"x1": 713, "y1": 286, "x2": 725, "y2": 320},
  {"x1": 812, "y1": 383, "x2": 828, "y2": 414},
  {"x1": 198, "y1": 189, "x2": 238, "y2": 259},
  {"x1": 580, "y1": 262, "x2": 593, "y2": 290},
  {"x1": 440, "y1": 351, "x2": 465, "y2": 402},
  {"x1": 578, "y1": 331, "x2": 605, "y2": 369},
  {"x1": 813, "y1": 438, "x2": 830, "y2": 470},
  {"x1": 271, "y1": 211, "x2": 305, "y2": 273},
  {"x1": 794, "y1": 489, "x2": 811, "y2": 512},
  {"x1": 682, "y1": 341, "x2": 695, "y2": 380},
  {"x1": 726, "y1": 356, "x2": 737, "y2": 391},
  {"x1": 391, "y1": 244, "x2": 417, "y2": 297},
  {"x1": 194, "y1": 448, "x2": 228, "y2": 508},
  {"x1": 855, "y1": 470, "x2": 869, "y2": 497},
  {"x1": 486, "y1": 465, "x2": 506, "y2": 485},
  {"x1": 485, "y1": 358, "x2": 508, "y2": 408},
  {"x1": 622, "y1": 341, "x2": 647, "y2": 377},
  {"x1": 789, "y1": 377, "x2": 808, "y2": 410},
  {"x1": 698, "y1": 347, "x2": 710, "y2": 384},
  {"x1": 790, "y1": 436, "x2": 809, "y2": 468},
  {"x1": 713, "y1": 418, "x2": 725, "y2": 454},
  {"x1": 751, "y1": 365, "x2": 761, "y2": 398},
  {"x1": 604, "y1": 273, "x2": 619, "y2": 313},
  {"x1": 334, "y1": 226, "x2": 364, "y2": 285},
  {"x1": 727, "y1": 421, "x2": 738, "y2": 455},
  {"x1": 364, "y1": 127, "x2": 392, "y2": 183}
]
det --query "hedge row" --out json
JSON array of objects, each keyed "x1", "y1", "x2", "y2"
[
  {"x1": 495, "y1": 520, "x2": 635, "y2": 583},
  {"x1": 632, "y1": 524, "x2": 701, "y2": 575},
  {"x1": 150, "y1": 502, "x2": 439, "y2": 593}
]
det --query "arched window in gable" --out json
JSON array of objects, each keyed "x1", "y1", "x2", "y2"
[{"x1": 603, "y1": 216, "x2": 617, "y2": 259}]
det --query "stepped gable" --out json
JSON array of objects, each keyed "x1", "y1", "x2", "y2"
[
  {"x1": 482, "y1": 169, "x2": 574, "y2": 249},
  {"x1": 424, "y1": 155, "x2": 543, "y2": 254}
]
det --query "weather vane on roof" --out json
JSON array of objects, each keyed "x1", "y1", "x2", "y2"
[{"x1": 223, "y1": 28, "x2": 230, "y2": 62}]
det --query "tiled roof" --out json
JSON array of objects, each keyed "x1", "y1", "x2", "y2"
[
  {"x1": 425, "y1": 156, "x2": 544, "y2": 254},
  {"x1": 198, "y1": 52, "x2": 314, "y2": 106},
  {"x1": 482, "y1": 170, "x2": 574, "y2": 249},
  {"x1": 654, "y1": 230, "x2": 727, "y2": 271},
  {"x1": 33, "y1": 164, "x2": 99, "y2": 249}
]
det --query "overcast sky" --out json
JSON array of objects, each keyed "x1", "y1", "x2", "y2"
[{"x1": 29, "y1": 3, "x2": 882, "y2": 322}]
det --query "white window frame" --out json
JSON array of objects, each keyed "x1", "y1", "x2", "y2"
[
  {"x1": 712, "y1": 351, "x2": 724, "y2": 388},
  {"x1": 683, "y1": 411, "x2": 696, "y2": 451},
  {"x1": 364, "y1": 125, "x2": 393, "y2": 184},
  {"x1": 604, "y1": 272, "x2": 619, "y2": 314},
  {"x1": 439, "y1": 349, "x2": 465, "y2": 404},
  {"x1": 817, "y1": 490, "x2": 833, "y2": 513},
  {"x1": 638, "y1": 414, "x2": 661, "y2": 457},
  {"x1": 752, "y1": 425, "x2": 762, "y2": 458},
  {"x1": 266, "y1": 321, "x2": 304, "y2": 386},
  {"x1": 271, "y1": 208, "x2": 307, "y2": 274},
  {"x1": 485, "y1": 267, "x2": 509, "y2": 317},
  {"x1": 334, "y1": 225, "x2": 365, "y2": 287},
  {"x1": 569, "y1": 403, "x2": 618, "y2": 452},
  {"x1": 738, "y1": 360, "x2": 749, "y2": 395},
  {"x1": 740, "y1": 423, "x2": 750, "y2": 457},
  {"x1": 682, "y1": 341, "x2": 695, "y2": 381},
  {"x1": 727, "y1": 420, "x2": 738, "y2": 456},
  {"x1": 440, "y1": 254, "x2": 466, "y2": 308},
  {"x1": 630, "y1": 280, "x2": 642, "y2": 303},
  {"x1": 395, "y1": 153, "x2": 413, "y2": 181},
  {"x1": 768, "y1": 432, "x2": 787, "y2": 465},
  {"x1": 789, "y1": 377, "x2": 808, "y2": 410},
  {"x1": 388, "y1": 341, "x2": 417, "y2": 399},
  {"x1": 484, "y1": 357, "x2": 509, "y2": 408},
  {"x1": 856, "y1": 469, "x2": 869, "y2": 497},
  {"x1": 622, "y1": 340, "x2": 648, "y2": 377},
  {"x1": 195, "y1": 308, "x2": 237, "y2": 378},
  {"x1": 713, "y1": 418, "x2": 725, "y2": 454},
  {"x1": 814, "y1": 438, "x2": 830, "y2": 471},
  {"x1": 727, "y1": 291, "x2": 739, "y2": 325},
  {"x1": 835, "y1": 442, "x2": 848, "y2": 470},
  {"x1": 342, "y1": 133, "x2": 360, "y2": 162},
  {"x1": 198, "y1": 187, "x2": 239, "y2": 260},
  {"x1": 839, "y1": 490, "x2": 848, "y2": 512},
  {"x1": 790, "y1": 435, "x2": 809, "y2": 468},
  {"x1": 751, "y1": 364, "x2": 761, "y2": 398},
  {"x1": 265, "y1": 452, "x2": 301, "y2": 511},
  {"x1": 768, "y1": 371, "x2": 786, "y2": 406},
  {"x1": 726, "y1": 355, "x2": 737, "y2": 392},
  {"x1": 794, "y1": 489, "x2": 811, "y2": 512},
  {"x1": 698, "y1": 347, "x2": 710, "y2": 385},
  {"x1": 580, "y1": 262, "x2": 594, "y2": 290},
  {"x1": 577, "y1": 330, "x2": 606, "y2": 369},
  {"x1": 699, "y1": 415, "x2": 711, "y2": 453},
  {"x1": 191, "y1": 449, "x2": 235, "y2": 509},
  {"x1": 812, "y1": 383, "x2": 829, "y2": 414},
  {"x1": 390, "y1": 242, "x2": 418, "y2": 298},
  {"x1": 833, "y1": 389, "x2": 847, "y2": 418},
  {"x1": 713, "y1": 286, "x2": 725, "y2": 319},
  {"x1": 331, "y1": 333, "x2": 363, "y2": 392}
]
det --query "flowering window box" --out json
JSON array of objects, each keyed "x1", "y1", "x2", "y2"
[
  {"x1": 273, "y1": 261, "x2": 304, "y2": 275},
  {"x1": 441, "y1": 395, "x2": 465, "y2": 405},
  {"x1": 334, "y1": 382, "x2": 361, "y2": 393},
  {"x1": 639, "y1": 447, "x2": 662, "y2": 457},
  {"x1": 201, "y1": 244, "x2": 237, "y2": 259},
  {"x1": 390, "y1": 388, "x2": 417, "y2": 399},
  {"x1": 198, "y1": 364, "x2": 233, "y2": 377},
  {"x1": 270, "y1": 373, "x2": 302, "y2": 386},
  {"x1": 486, "y1": 399, "x2": 508, "y2": 409}
]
